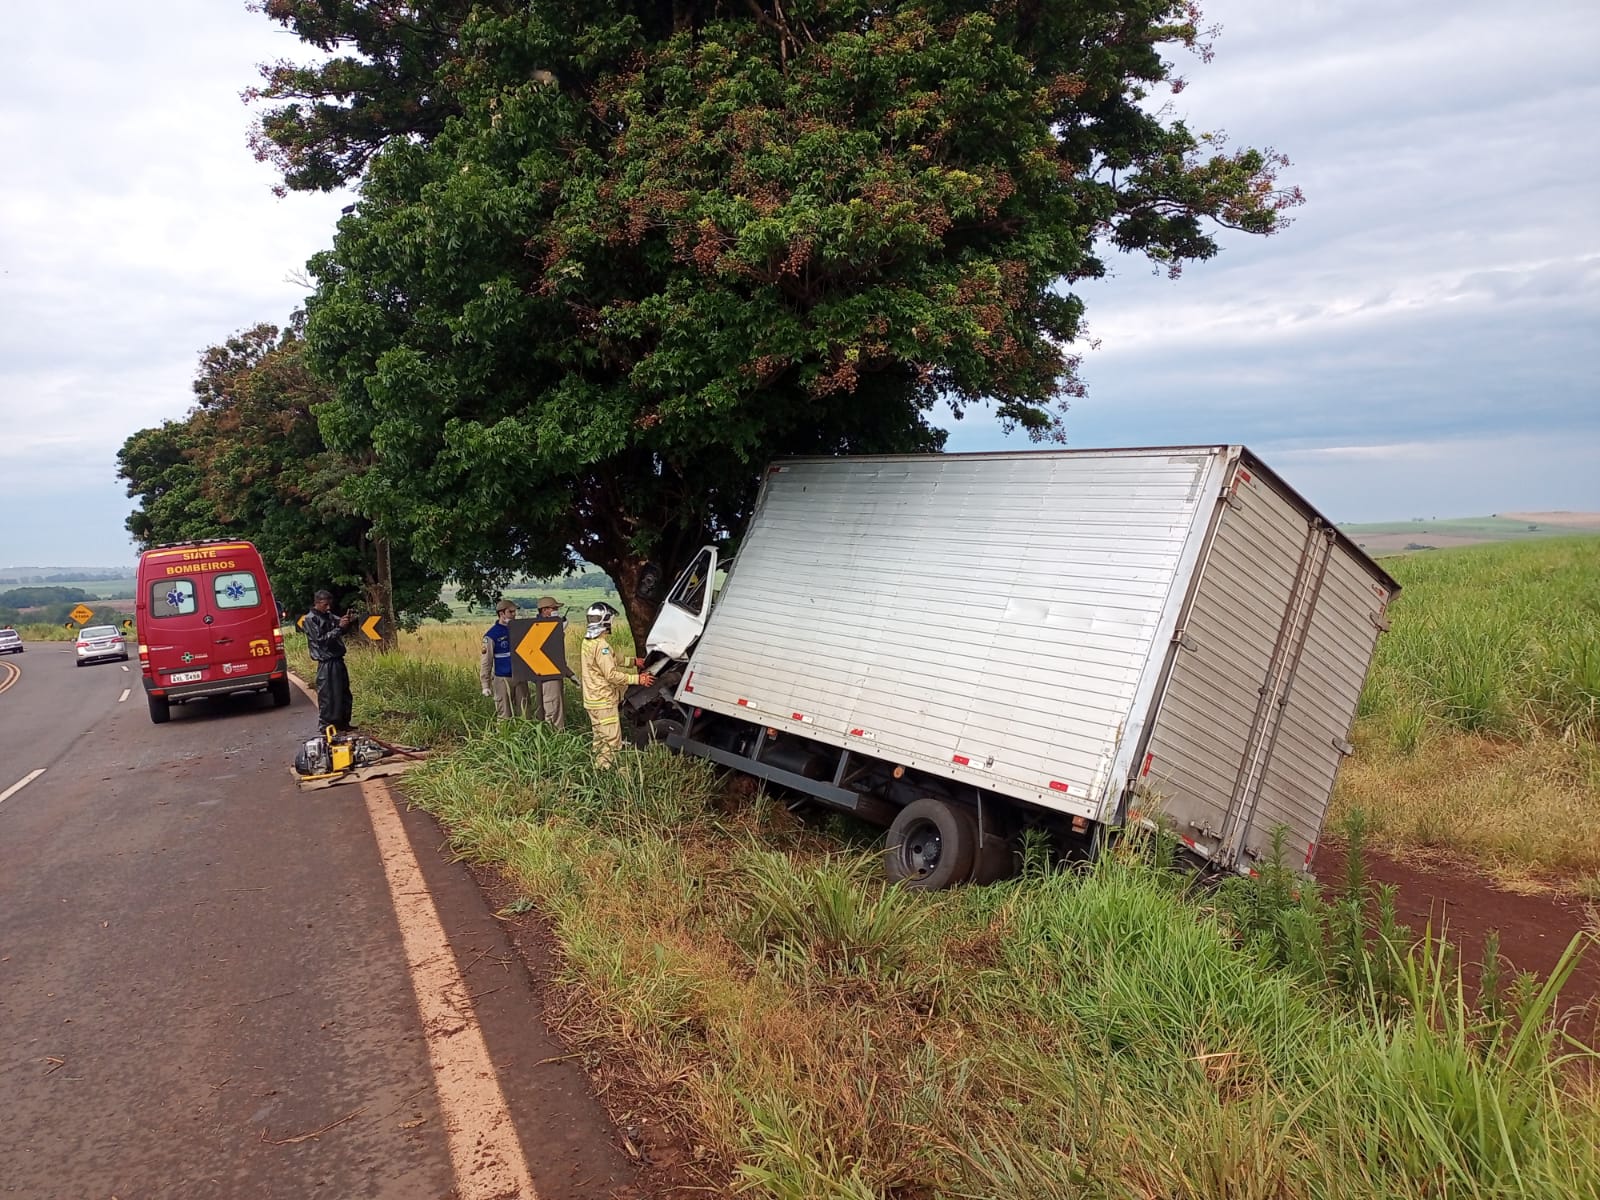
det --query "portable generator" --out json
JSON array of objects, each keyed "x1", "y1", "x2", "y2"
[{"x1": 294, "y1": 726, "x2": 388, "y2": 779}]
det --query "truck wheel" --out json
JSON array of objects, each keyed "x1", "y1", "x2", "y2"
[
  {"x1": 269, "y1": 678, "x2": 291, "y2": 708},
  {"x1": 972, "y1": 831, "x2": 1018, "y2": 885},
  {"x1": 629, "y1": 715, "x2": 684, "y2": 748},
  {"x1": 148, "y1": 695, "x2": 171, "y2": 725},
  {"x1": 885, "y1": 798, "x2": 978, "y2": 890}
]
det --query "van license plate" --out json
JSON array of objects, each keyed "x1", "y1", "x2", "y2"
[{"x1": 170, "y1": 670, "x2": 203, "y2": 683}]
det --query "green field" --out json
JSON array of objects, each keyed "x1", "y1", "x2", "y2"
[
  {"x1": 435, "y1": 582, "x2": 619, "y2": 624},
  {"x1": 1340, "y1": 516, "x2": 1600, "y2": 557},
  {"x1": 0, "y1": 575, "x2": 136, "y2": 599},
  {"x1": 1340, "y1": 517, "x2": 1581, "y2": 539},
  {"x1": 1331, "y1": 535, "x2": 1600, "y2": 883}
]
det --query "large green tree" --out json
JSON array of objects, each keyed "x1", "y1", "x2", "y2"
[
  {"x1": 118, "y1": 323, "x2": 448, "y2": 626},
  {"x1": 254, "y1": 1, "x2": 1299, "y2": 634}
]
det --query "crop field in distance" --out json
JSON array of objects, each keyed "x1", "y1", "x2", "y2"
[{"x1": 1341, "y1": 510, "x2": 1600, "y2": 555}]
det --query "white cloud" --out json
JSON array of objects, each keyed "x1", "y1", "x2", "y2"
[
  {"x1": 0, "y1": 0, "x2": 1596, "y2": 568},
  {"x1": 0, "y1": 3, "x2": 346, "y2": 565}
]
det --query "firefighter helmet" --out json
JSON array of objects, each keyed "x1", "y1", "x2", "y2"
[{"x1": 585, "y1": 601, "x2": 618, "y2": 639}]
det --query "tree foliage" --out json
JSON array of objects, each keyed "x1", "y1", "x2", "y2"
[
  {"x1": 253, "y1": 0, "x2": 1300, "y2": 632},
  {"x1": 117, "y1": 324, "x2": 448, "y2": 622}
]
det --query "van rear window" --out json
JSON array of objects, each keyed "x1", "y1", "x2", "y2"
[
  {"x1": 214, "y1": 571, "x2": 262, "y2": 609},
  {"x1": 151, "y1": 579, "x2": 198, "y2": 617}
]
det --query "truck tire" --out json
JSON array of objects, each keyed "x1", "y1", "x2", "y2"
[
  {"x1": 148, "y1": 694, "x2": 171, "y2": 725},
  {"x1": 269, "y1": 677, "x2": 292, "y2": 708},
  {"x1": 885, "y1": 798, "x2": 978, "y2": 890},
  {"x1": 630, "y1": 715, "x2": 684, "y2": 749},
  {"x1": 971, "y1": 831, "x2": 1018, "y2": 885}
]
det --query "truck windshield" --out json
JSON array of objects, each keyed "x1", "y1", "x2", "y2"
[{"x1": 667, "y1": 548, "x2": 714, "y2": 614}]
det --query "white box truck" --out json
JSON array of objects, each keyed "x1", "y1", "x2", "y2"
[{"x1": 629, "y1": 446, "x2": 1398, "y2": 888}]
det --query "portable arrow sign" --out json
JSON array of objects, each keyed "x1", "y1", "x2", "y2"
[
  {"x1": 509, "y1": 618, "x2": 571, "y2": 682},
  {"x1": 296, "y1": 615, "x2": 306, "y2": 630},
  {"x1": 361, "y1": 615, "x2": 383, "y2": 641},
  {"x1": 69, "y1": 603, "x2": 95, "y2": 625}
]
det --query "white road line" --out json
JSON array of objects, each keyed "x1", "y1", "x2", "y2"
[
  {"x1": 1, "y1": 769, "x2": 46, "y2": 806},
  {"x1": 360, "y1": 779, "x2": 538, "y2": 1200},
  {"x1": 119, "y1": 689, "x2": 130, "y2": 703},
  {"x1": 121, "y1": 664, "x2": 129, "y2": 672}
]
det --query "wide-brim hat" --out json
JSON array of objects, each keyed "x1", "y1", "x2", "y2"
[{"x1": 536, "y1": 596, "x2": 560, "y2": 609}]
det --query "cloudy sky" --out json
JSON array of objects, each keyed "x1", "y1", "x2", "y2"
[{"x1": 1, "y1": 1, "x2": 1595, "y2": 570}]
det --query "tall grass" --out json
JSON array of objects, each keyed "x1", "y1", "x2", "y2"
[
  {"x1": 1362, "y1": 537, "x2": 1600, "y2": 742},
  {"x1": 391, "y1": 712, "x2": 1600, "y2": 1199},
  {"x1": 1332, "y1": 537, "x2": 1600, "y2": 878},
  {"x1": 10, "y1": 623, "x2": 77, "y2": 642},
  {"x1": 284, "y1": 617, "x2": 639, "y2": 745}
]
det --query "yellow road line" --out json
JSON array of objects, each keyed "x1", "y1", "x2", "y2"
[
  {"x1": 288, "y1": 669, "x2": 537, "y2": 1197},
  {"x1": 360, "y1": 778, "x2": 538, "y2": 1199},
  {"x1": 0, "y1": 660, "x2": 19, "y2": 695}
]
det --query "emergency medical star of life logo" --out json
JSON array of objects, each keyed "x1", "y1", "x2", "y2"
[
  {"x1": 166, "y1": 588, "x2": 186, "y2": 609},
  {"x1": 224, "y1": 581, "x2": 246, "y2": 601},
  {"x1": 181, "y1": 652, "x2": 195, "y2": 664}
]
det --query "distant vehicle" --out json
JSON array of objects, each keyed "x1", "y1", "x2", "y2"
[
  {"x1": 628, "y1": 446, "x2": 1399, "y2": 888},
  {"x1": 134, "y1": 540, "x2": 290, "y2": 724},
  {"x1": 75, "y1": 625, "x2": 128, "y2": 666},
  {"x1": 0, "y1": 628, "x2": 22, "y2": 654}
]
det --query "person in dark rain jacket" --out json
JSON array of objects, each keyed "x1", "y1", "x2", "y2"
[{"x1": 304, "y1": 590, "x2": 354, "y2": 731}]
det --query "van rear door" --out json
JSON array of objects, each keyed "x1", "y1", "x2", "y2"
[
  {"x1": 204, "y1": 566, "x2": 278, "y2": 672},
  {"x1": 140, "y1": 544, "x2": 284, "y2": 696}
]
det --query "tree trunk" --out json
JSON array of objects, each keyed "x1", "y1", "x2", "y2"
[
  {"x1": 373, "y1": 531, "x2": 397, "y2": 652},
  {"x1": 608, "y1": 557, "x2": 661, "y2": 658}
]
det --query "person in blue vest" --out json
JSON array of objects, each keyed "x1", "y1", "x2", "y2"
[{"x1": 479, "y1": 598, "x2": 531, "y2": 719}]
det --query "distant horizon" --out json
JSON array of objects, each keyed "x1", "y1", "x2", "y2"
[{"x1": 5, "y1": 509, "x2": 1599, "y2": 579}]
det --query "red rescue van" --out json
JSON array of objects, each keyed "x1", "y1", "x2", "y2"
[{"x1": 135, "y1": 540, "x2": 291, "y2": 724}]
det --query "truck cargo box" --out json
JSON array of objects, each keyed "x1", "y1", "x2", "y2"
[{"x1": 648, "y1": 446, "x2": 1397, "y2": 878}]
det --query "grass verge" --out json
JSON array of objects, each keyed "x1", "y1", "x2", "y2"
[
  {"x1": 403, "y1": 725, "x2": 1600, "y2": 1199},
  {"x1": 321, "y1": 639, "x2": 1599, "y2": 1199}
]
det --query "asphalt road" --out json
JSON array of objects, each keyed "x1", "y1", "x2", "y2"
[{"x1": 0, "y1": 640, "x2": 635, "y2": 1200}]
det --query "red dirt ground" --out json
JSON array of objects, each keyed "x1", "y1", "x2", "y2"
[{"x1": 1312, "y1": 845, "x2": 1600, "y2": 1029}]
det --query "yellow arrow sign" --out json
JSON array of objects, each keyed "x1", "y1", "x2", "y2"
[
  {"x1": 510, "y1": 618, "x2": 570, "y2": 680},
  {"x1": 296, "y1": 615, "x2": 306, "y2": 630},
  {"x1": 70, "y1": 603, "x2": 95, "y2": 625},
  {"x1": 361, "y1": 614, "x2": 383, "y2": 641}
]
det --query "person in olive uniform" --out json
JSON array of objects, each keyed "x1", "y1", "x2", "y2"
[
  {"x1": 304, "y1": 590, "x2": 354, "y2": 731},
  {"x1": 479, "y1": 599, "x2": 532, "y2": 719},
  {"x1": 534, "y1": 596, "x2": 567, "y2": 728},
  {"x1": 580, "y1": 602, "x2": 653, "y2": 765}
]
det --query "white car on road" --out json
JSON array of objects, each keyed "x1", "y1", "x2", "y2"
[{"x1": 75, "y1": 625, "x2": 128, "y2": 666}]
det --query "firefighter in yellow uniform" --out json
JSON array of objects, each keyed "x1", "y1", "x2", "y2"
[{"x1": 580, "y1": 602, "x2": 654, "y2": 766}]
